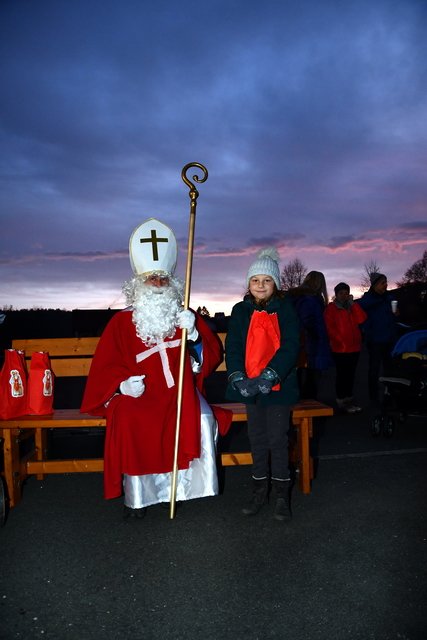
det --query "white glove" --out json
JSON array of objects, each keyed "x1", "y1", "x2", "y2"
[
  {"x1": 177, "y1": 309, "x2": 199, "y2": 342},
  {"x1": 120, "y1": 375, "x2": 146, "y2": 398}
]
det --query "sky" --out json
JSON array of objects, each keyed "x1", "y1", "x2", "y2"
[{"x1": 1, "y1": 0, "x2": 426, "y2": 316}]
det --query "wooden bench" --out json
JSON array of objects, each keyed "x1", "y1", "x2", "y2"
[{"x1": 0, "y1": 335, "x2": 333, "y2": 508}]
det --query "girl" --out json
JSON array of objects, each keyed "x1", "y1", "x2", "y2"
[
  {"x1": 288, "y1": 271, "x2": 332, "y2": 399},
  {"x1": 225, "y1": 249, "x2": 300, "y2": 521}
]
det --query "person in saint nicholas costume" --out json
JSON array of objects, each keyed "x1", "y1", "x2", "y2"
[{"x1": 81, "y1": 218, "x2": 231, "y2": 518}]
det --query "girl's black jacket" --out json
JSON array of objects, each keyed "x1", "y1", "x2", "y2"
[{"x1": 225, "y1": 294, "x2": 300, "y2": 406}]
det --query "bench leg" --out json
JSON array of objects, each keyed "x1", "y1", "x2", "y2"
[
  {"x1": 292, "y1": 417, "x2": 313, "y2": 495},
  {"x1": 34, "y1": 428, "x2": 47, "y2": 481},
  {"x1": 1, "y1": 429, "x2": 24, "y2": 508}
]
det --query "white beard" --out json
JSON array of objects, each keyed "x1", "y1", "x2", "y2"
[{"x1": 122, "y1": 275, "x2": 184, "y2": 347}]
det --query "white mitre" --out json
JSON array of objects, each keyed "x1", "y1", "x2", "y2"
[{"x1": 129, "y1": 218, "x2": 177, "y2": 276}]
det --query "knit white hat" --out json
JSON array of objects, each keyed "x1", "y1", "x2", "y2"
[{"x1": 247, "y1": 248, "x2": 281, "y2": 289}]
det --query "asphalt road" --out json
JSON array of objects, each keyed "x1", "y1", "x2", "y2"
[{"x1": 1, "y1": 348, "x2": 426, "y2": 640}]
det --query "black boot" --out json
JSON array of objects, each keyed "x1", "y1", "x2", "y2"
[
  {"x1": 123, "y1": 505, "x2": 147, "y2": 520},
  {"x1": 242, "y1": 478, "x2": 269, "y2": 516},
  {"x1": 272, "y1": 479, "x2": 291, "y2": 522}
]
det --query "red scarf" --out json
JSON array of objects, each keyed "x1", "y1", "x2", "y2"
[{"x1": 245, "y1": 311, "x2": 280, "y2": 391}]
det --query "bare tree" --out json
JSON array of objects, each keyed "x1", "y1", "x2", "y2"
[
  {"x1": 361, "y1": 259, "x2": 381, "y2": 291},
  {"x1": 281, "y1": 258, "x2": 308, "y2": 290},
  {"x1": 396, "y1": 250, "x2": 427, "y2": 286}
]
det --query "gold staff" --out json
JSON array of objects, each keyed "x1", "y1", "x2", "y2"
[{"x1": 170, "y1": 162, "x2": 208, "y2": 519}]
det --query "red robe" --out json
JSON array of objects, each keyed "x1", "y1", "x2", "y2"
[{"x1": 81, "y1": 309, "x2": 230, "y2": 499}]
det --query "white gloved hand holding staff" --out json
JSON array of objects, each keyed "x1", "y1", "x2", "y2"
[{"x1": 177, "y1": 310, "x2": 199, "y2": 342}]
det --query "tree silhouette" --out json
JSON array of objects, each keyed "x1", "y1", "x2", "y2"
[
  {"x1": 280, "y1": 258, "x2": 307, "y2": 290},
  {"x1": 361, "y1": 259, "x2": 382, "y2": 291},
  {"x1": 396, "y1": 250, "x2": 427, "y2": 286}
]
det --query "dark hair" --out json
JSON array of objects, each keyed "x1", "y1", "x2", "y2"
[
  {"x1": 334, "y1": 282, "x2": 350, "y2": 296},
  {"x1": 288, "y1": 271, "x2": 329, "y2": 306}
]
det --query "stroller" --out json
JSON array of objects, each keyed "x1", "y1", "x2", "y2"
[{"x1": 370, "y1": 329, "x2": 427, "y2": 437}]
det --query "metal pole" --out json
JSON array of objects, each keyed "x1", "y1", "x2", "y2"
[{"x1": 169, "y1": 162, "x2": 208, "y2": 519}]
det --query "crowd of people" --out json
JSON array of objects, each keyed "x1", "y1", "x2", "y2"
[{"x1": 82, "y1": 218, "x2": 402, "y2": 524}]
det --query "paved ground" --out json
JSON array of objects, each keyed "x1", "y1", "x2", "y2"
[{"x1": 1, "y1": 350, "x2": 427, "y2": 640}]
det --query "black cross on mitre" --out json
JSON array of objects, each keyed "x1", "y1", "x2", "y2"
[{"x1": 139, "y1": 228, "x2": 169, "y2": 261}]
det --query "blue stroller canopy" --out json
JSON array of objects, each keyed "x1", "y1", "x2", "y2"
[{"x1": 391, "y1": 330, "x2": 427, "y2": 357}]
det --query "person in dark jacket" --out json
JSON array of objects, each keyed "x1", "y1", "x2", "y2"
[
  {"x1": 288, "y1": 271, "x2": 332, "y2": 399},
  {"x1": 225, "y1": 248, "x2": 300, "y2": 522},
  {"x1": 359, "y1": 272, "x2": 399, "y2": 406},
  {"x1": 324, "y1": 282, "x2": 367, "y2": 413}
]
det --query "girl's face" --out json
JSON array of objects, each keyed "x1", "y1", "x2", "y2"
[{"x1": 249, "y1": 275, "x2": 275, "y2": 303}]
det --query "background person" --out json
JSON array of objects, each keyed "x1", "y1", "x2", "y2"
[
  {"x1": 288, "y1": 270, "x2": 332, "y2": 399},
  {"x1": 225, "y1": 248, "x2": 300, "y2": 522},
  {"x1": 324, "y1": 282, "x2": 367, "y2": 413},
  {"x1": 359, "y1": 272, "x2": 399, "y2": 407}
]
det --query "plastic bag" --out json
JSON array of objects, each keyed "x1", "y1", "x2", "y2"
[
  {"x1": 0, "y1": 349, "x2": 28, "y2": 419},
  {"x1": 27, "y1": 351, "x2": 54, "y2": 415}
]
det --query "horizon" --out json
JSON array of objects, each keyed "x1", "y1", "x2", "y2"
[{"x1": 0, "y1": 280, "x2": 417, "y2": 317}]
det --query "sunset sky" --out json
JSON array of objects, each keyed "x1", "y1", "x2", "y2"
[{"x1": 1, "y1": 0, "x2": 426, "y2": 316}]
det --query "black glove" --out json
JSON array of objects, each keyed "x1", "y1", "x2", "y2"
[
  {"x1": 233, "y1": 377, "x2": 259, "y2": 398},
  {"x1": 257, "y1": 378, "x2": 275, "y2": 394},
  {"x1": 256, "y1": 368, "x2": 279, "y2": 395}
]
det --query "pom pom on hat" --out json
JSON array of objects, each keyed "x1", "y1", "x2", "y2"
[
  {"x1": 370, "y1": 272, "x2": 386, "y2": 286},
  {"x1": 247, "y1": 248, "x2": 281, "y2": 289}
]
